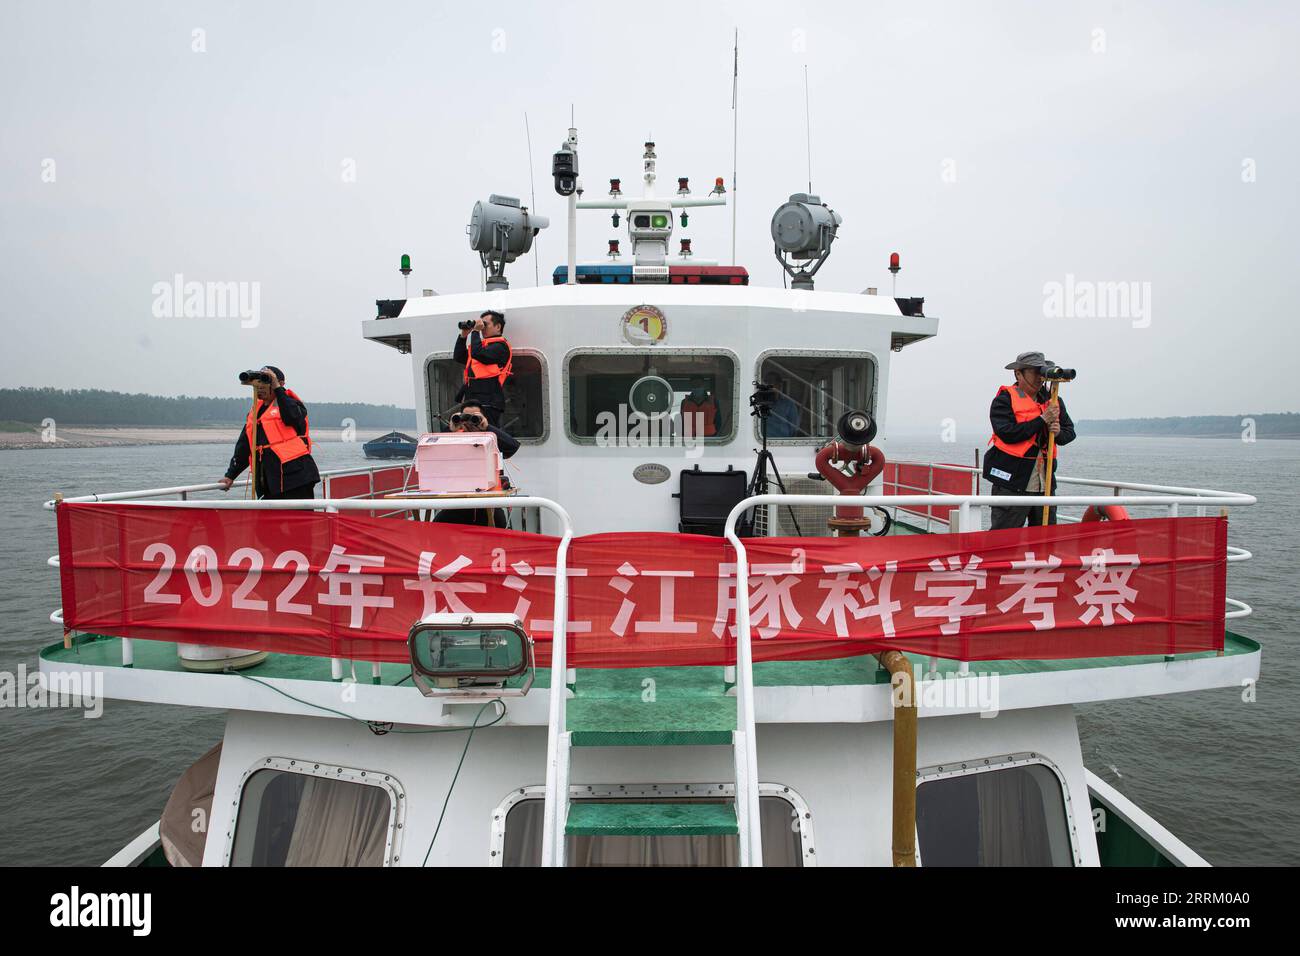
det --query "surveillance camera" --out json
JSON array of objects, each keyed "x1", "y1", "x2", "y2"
[{"x1": 552, "y1": 144, "x2": 578, "y2": 197}]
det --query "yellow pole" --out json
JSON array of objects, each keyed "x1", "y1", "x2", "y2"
[
  {"x1": 877, "y1": 650, "x2": 917, "y2": 867},
  {"x1": 248, "y1": 385, "x2": 260, "y2": 500},
  {"x1": 1040, "y1": 381, "x2": 1060, "y2": 527}
]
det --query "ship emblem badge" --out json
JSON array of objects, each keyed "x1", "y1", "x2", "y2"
[{"x1": 621, "y1": 304, "x2": 668, "y2": 345}]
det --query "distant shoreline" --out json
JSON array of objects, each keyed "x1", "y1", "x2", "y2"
[
  {"x1": 0, "y1": 425, "x2": 403, "y2": 451},
  {"x1": 1080, "y1": 432, "x2": 1298, "y2": 440}
]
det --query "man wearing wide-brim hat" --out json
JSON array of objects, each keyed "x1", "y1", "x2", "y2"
[{"x1": 983, "y1": 351, "x2": 1076, "y2": 529}]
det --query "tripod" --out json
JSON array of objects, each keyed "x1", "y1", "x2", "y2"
[{"x1": 747, "y1": 407, "x2": 802, "y2": 536}]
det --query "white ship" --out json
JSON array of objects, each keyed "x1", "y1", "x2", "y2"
[{"x1": 41, "y1": 133, "x2": 1257, "y2": 868}]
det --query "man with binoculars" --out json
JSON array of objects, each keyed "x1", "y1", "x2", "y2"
[
  {"x1": 434, "y1": 401, "x2": 518, "y2": 528},
  {"x1": 216, "y1": 366, "x2": 320, "y2": 499},
  {"x1": 983, "y1": 351, "x2": 1076, "y2": 529},
  {"x1": 453, "y1": 310, "x2": 512, "y2": 426}
]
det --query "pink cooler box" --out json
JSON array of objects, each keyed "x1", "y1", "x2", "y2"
[{"x1": 414, "y1": 432, "x2": 502, "y2": 494}]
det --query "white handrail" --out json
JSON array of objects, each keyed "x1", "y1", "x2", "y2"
[
  {"x1": 887, "y1": 458, "x2": 1256, "y2": 501},
  {"x1": 1225, "y1": 598, "x2": 1253, "y2": 620},
  {"x1": 42, "y1": 462, "x2": 411, "y2": 510},
  {"x1": 722, "y1": 511, "x2": 764, "y2": 868}
]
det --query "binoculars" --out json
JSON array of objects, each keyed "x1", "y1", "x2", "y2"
[{"x1": 1040, "y1": 366, "x2": 1077, "y2": 382}]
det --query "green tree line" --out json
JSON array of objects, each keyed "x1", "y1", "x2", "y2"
[
  {"x1": 0, "y1": 387, "x2": 415, "y2": 428},
  {"x1": 1079, "y1": 412, "x2": 1300, "y2": 437}
]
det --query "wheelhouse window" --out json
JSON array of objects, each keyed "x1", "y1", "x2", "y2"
[
  {"x1": 229, "y1": 768, "x2": 395, "y2": 867},
  {"x1": 755, "y1": 352, "x2": 876, "y2": 442},
  {"x1": 500, "y1": 796, "x2": 805, "y2": 866},
  {"x1": 427, "y1": 351, "x2": 547, "y2": 441},
  {"x1": 916, "y1": 763, "x2": 1074, "y2": 866},
  {"x1": 566, "y1": 349, "x2": 737, "y2": 444}
]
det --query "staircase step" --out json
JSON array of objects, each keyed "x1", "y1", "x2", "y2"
[
  {"x1": 568, "y1": 695, "x2": 736, "y2": 746},
  {"x1": 566, "y1": 801, "x2": 738, "y2": 837}
]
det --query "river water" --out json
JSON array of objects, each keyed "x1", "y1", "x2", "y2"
[{"x1": 0, "y1": 435, "x2": 1295, "y2": 865}]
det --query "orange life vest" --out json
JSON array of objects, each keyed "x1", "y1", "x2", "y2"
[
  {"x1": 245, "y1": 388, "x2": 311, "y2": 468},
  {"x1": 988, "y1": 384, "x2": 1056, "y2": 459},
  {"x1": 463, "y1": 336, "x2": 513, "y2": 386},
  {"x1": 681, "y1": 395, "x2": 718, "y2": 437}
]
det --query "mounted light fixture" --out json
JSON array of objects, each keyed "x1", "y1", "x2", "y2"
[
  {"x1": 467, "y1": 194, "x2": 549, "y2": 291},
  {"x1": 408, "y1": 613, "x2": 534, "y2": 699},
  {"x1": 771, "y1": 192, "x2": 842, "y2": 291}
]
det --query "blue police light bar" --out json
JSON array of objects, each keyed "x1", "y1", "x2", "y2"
[{"x1": 552, "y1": 265, "x2": 634, "y2": 284}]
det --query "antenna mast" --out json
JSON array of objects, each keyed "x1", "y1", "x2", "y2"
[
  {"x1": 804, "y1": 64, "x2": 813, "y2": 194},
  {"x1": 731, "y1": 29, "x2": 739, "y2": 266},
  {"x1": 525, "y1": 112, "x2": 539, "y2": 286}
]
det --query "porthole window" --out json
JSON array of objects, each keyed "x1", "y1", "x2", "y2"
[
  {"x1": 228, "y1": 761, "x2": 403, "y2": 867},
  {"x1": 565, "y1": 349, "x2": 739, "y2": 445},
  {"x1": 427, "y1": 351, "x2": 548, "y2": 441},
  {"x1": 491, "y1": 784, "x2": 814, "y2": 867},
  {"x1": 916, "y1": 760, "x2": 1076, "y2": 867},
  {"x1": 755, "y1": 351, "x2": 876, "y2": 443}
]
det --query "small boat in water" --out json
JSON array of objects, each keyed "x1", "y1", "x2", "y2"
[{"x1": 362, "y1": 430, "x2": 417, "y2": 459}]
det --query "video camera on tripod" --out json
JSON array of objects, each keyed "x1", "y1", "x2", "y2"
[{"x1": 749, "y1": 379, "x2": 780, "y2": 417}]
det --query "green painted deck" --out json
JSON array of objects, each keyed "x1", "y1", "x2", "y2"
[
  {"x1": 565, "y1": 801, "x2": 738, "y2": 837},
  {"x1": 568, "y1": 667, "x2": 735, "y2": 745},
  {"x1": 40, "y1": 631, "x2": 1260, "y2": 690}
]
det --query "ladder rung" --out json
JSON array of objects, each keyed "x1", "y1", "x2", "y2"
[{"x1": 565, "y1": 801, "x2": 738, "y2": 837}]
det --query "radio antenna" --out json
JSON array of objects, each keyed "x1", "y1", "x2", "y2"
[
  {"x1": 731, "y1": 28, "x2": 739, "y2": 266},
  {"x1": 804, "y1": 64, "x2": 813, "y2": 194},
  {"x1": 525, "y1": 111, "x2": 539, "y2": 286}
]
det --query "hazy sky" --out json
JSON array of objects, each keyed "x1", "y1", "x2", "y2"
[{"x1": 2, "y1": 0, "x2": 1297, "y2": 430}]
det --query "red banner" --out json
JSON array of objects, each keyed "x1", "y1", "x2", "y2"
[{"x1": 56, "y1": 504, "x2": 1227, "y2": 667}]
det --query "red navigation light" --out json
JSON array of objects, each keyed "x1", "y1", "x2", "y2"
[
  {"x1": 889, "y1": 252, "x2": 901, "y2": 274},
  {"x1": 608, "y1": 239, "x2": 620, "y2": 258},
  {"x1": 713, "y1": 176, "x2": 726, "y2": 195},
  {"x1": 677, "y1": 177, "x2": 690, "y2": 195},
  {"x1": 609, "y1": 178, "x2": 621, "y2": 195},
  {"x1": 680, "y1": 238, "x2": 692, "y2": 255}
]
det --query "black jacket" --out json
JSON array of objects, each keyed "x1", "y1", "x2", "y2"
[
  {"x1": 453, "y1": 330, "x2": 511, "y2": 408},
  {"x1": 224, "y1": 388, "x2": 321, "y2": 497},
  {"x1": 983, "y1": 385, "x2": 1076, "y2": 492},
  {"x1": 483, "y1": 423, "x2": 519, "y2": 460}
]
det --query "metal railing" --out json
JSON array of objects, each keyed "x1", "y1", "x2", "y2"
[
  {"x1": 724, "y1": 482, "x2": 1256, "y2": 866},
  {"x1": 46, "y1": 460, "x2": 1257, "y2": 869},
  {"x1": 42, "y1": 461, "x2": 418, "y2": 510}
]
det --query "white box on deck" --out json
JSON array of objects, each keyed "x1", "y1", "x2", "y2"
[{"x1": 414, "y1": 432, "x2": 502, "y2": 494}]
